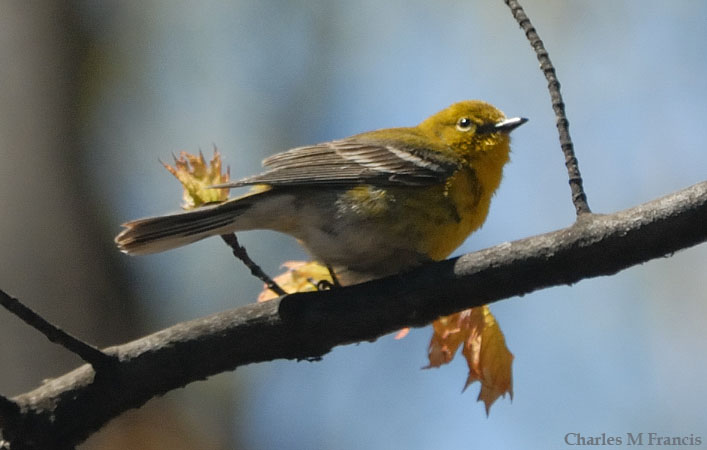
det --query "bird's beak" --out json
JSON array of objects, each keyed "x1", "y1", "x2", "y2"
[{"x1": 495, "y1": 117, "x2": 528, "y2": 133}]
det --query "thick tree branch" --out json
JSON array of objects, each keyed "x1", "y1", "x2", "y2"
[{"x1": 3, "y1": 181, "x2": 706, "y2": 449}]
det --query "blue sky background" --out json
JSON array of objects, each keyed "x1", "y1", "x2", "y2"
[
  {"x1": 88, "y1": 1, "x2": 706, "y2": 448},
  {"x1": 3, "y1": 1, "x2": 705, "y2": 448}
]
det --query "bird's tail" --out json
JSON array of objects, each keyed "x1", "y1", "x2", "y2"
[{"x1": 115, "y1": 198, "x2": 252, "y2": 255}]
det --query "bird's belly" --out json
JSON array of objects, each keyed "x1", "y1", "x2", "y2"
[
  {"x1": 295, "y1": 219, "x2": 433, "y2": 284},
  {"x1": 277, "y1": 178, "x2": 486, "y2": 284}
]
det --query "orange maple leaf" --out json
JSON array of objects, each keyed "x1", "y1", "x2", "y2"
[{"x1": 426, "y1": 306, "x2": 514, "y2": 414}]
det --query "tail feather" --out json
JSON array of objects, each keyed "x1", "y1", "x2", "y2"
[{"x1": 116, "y1": 199, "x2": 249, "y2": 255}]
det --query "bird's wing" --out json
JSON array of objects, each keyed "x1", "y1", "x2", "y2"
[{"x1": 219, "y1": 132, "x2": 461, "y2": 188}]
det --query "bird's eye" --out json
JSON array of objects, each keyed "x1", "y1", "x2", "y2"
[{"x1": 456, "y1": 117, "x2": 474, "y2": 132}]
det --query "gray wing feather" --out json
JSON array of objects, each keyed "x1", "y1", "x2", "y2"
[{"x1": 219, "y1": 135, "x2": 461, "y2": 188}]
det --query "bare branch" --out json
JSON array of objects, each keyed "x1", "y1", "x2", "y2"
[
  {"x1": 220, "y1": 233, "x2": 286, "y2": 295},
  {"x1": 505, "y1": 0, "x2": 591, "y2": 215},
  {"x1": 0, "y1": 290, "x2": 116, "y2": 371},
  {"x1": 3, "y1": 180, "x2": 705, "y2": 449}
]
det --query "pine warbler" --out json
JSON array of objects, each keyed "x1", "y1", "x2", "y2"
[{"x1": 116, "y1": 100, "x2": 526, "y2": 285}]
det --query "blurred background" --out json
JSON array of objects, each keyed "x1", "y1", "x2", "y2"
[{"x1": 0, "y1": 1, "x2": 705, "y2": 449}]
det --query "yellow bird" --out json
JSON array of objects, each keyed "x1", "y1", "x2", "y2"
[{"x1": 116, "y1": 100, "x2": 526, "y2": 285}]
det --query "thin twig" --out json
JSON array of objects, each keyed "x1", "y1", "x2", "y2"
[
  {"x1": 220, "y1": 233, "x2": 286, "y2": 296},
  {"x1": 504, "y1": 0, "x2": 591, "y2": 216},
  {"x1": 0, "y1": 289, "x2": 116, "y2": 371}
]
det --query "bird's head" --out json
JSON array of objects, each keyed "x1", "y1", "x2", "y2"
[{"x1": 419, "y1": 100, "x2": 527, "y2": 166}]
